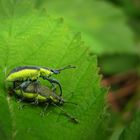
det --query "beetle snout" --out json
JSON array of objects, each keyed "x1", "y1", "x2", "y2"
[{"x1": 51, "y1": 70, "x2": 60, "y2": 74}]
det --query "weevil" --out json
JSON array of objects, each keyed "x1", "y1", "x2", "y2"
[
  {"x1": 13, "y1": 82, "x2": 79, "y2": 123},
  {"x1": 6, "y1": 65, "x2": 75, "y2": 96}
]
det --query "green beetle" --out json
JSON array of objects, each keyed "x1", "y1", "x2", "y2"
[
  {"x1": 6, "y1": 65, "x2": 76, "y2": 96},
  {"x1": 13, "y1": 82, "x2": 79, "y2": 123},
  {"x1": 14, "y1": 82, "x2": 64, "y2": 104}
]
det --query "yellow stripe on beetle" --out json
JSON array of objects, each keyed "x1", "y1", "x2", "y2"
[
  {"x1": 14, "y1": 89, "x2": 38, "y2": 99},
  {"x1": 36, "y1": 94, "x2": 47, "y2": 102},
  {"x1": 7, "y1": 68, "x2": 53, "y2": 81}
]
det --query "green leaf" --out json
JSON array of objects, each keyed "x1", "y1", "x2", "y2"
[{"x1": 0, "y1": 1, "x2": 108, "y2": 140}]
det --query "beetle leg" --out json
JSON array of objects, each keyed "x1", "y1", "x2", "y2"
[
  {"x1": 18, "y1": 103, "x2": 26, "y2": 110},
  {"x1": 44, "y1": 77, "x2": 62, "y2": 96},
  {"x1": 40, "y1": 102, "x2": 49, "y2": 117},
  {"x1": 16, "y1": 97, "x2": 26, "y2": 110},
  {"x1": 15, "y1": 81, "x2": 32, "y2": 90},
  {"x1": 51, "y1": 83, "x2": 57, "y2": 92},
  {"x1": 52, "y1": 103, "x2": 79, "y2": 124},
  {"x1": 30, "y1": 99, "x2": 39, "y2": 106},
  {"x1": 13, "y1": 81, "x2": 16, "y2": 88},
  {"x1": 14, "y1": 81, "x2": 32, "y2": 99}
]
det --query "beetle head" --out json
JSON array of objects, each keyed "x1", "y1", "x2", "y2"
[
  {"x1": 50, "y1": 69, "x2": 60, "y2": 74},
  {"x1": 50, "y1": 94, "x2": 64, "y2": 105}
]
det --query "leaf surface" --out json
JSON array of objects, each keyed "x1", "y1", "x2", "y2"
[{"x1": 0, "y1": 1, "x2": 107, "y2": 140}]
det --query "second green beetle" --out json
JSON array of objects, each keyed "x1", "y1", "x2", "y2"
[{"x1": 13, "y1": 82, "x2": 79, "y2": 123}]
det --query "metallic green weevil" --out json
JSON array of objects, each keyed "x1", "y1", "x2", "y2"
[
  {"x1": 14, "y1": 83, "x2": 79, "y2": 123},
  {"x1": 6, "y1": 65, "x2": 75, "y2": 96}
]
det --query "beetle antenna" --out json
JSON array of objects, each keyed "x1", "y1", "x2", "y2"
[
  {"x1": 57, "y1": 65, "x2": 76, "y2": 72},
  {"x1": 64, "y1": 101, "x2": 78, "y2": 105},
  {"x1": 52, "y1": 103, "x2": 79, "y2": 124},
  {"x1": 51, "y1": 65, "x2": 76, "y2": 74}
]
